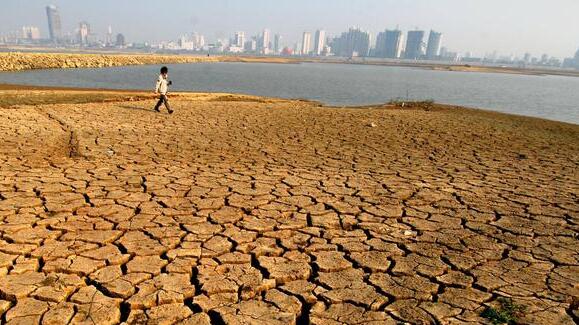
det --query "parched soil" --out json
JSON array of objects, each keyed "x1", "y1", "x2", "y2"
[{"x1": 0, "y1": 89, "x2": 577, "y2": 324}]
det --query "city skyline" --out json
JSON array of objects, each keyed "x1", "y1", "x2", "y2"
[
  {"x1": 1, "y1": 0, "x2": 578, "y2": 59},
  {"x1": 3, "y1": 6, "x2": 576, "y2": 68},
  {"x1": 2, "y1": 3, "x2": 576, "y2": 68}
]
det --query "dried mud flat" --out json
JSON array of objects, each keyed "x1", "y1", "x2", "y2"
[{"x1": 0, "y1": 90, "x2": 577, "y2": 324}]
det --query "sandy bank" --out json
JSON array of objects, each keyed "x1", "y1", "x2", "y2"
[{"x1": 0, "y1": 52, "x2": 218, "y2": 71}]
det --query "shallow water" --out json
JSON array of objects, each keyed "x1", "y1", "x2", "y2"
[{"x1": 1, "y1": 62, "x2": 578, "y2": 124}]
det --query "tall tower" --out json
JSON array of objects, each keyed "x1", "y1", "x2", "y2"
[
  {"x1": 22, "y1": 27, "x2": 41, "y2": 40},
  {"x1": 331, "y1": 27, "x2": 370, "y2": 57},
  {"x1": 274, "y1": 34, "x2": 282, "y2": 54},
  {"x1": 425, "y1": 30, "x2": 443, "y2": 60},
  {"x1": 405, "y1": 30, "x2": 425, "y2": 60},
  {"x1": 261, "y1": 29, "x2": 271, "y2": 53},
  {"x1": 78, "y1": 22, "x2": 90, "y2": 45},
  {"x1": 192, "y1": 32, "x2": 205, "y2": 49},
  {"x1": 46, "y1": 5, "x2": 62, "y2": 42},
  {"x1": 234, "y1": 31, "x2": 245, "y2": 47},
  {"x1": 116, "y1": 33, "x2": 125, "y2": 47},
  {"x1": 375, "y1": 29, "x2": 403, "y2": 58},
  {"x1": 386, "y1": 30, "x2": 403, "y2": 58},
  {"x1": 106, "y1": 25, "x2": 113, "y2": 46},
  {"x1": 302, "y1": 32, "x2": 312, "y2": 55},
  {"x1": 313, "y1": 30, "x2": 326, "y2": 56}
]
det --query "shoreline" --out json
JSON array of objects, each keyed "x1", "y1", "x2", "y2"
[
  {"x1": 1, "y1": 83, "x2": 577, "y2": 127},
  {"x1": 1, "y1": 51, "x2": 578, "y2": 77}
]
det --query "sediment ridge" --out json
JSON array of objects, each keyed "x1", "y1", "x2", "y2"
[{"x1": 0, "y1": 52, "x2": 219, "y2": 71}]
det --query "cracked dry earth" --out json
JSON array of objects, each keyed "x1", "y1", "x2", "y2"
[{"x1": 0, "y1": 92, "x2": 577, "y2": 325}]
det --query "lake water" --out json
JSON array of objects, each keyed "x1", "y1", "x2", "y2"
[{"x1": 1, "y1": 62, "x2": 578, "y2": 124}]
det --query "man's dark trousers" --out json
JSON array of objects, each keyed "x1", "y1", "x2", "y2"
[{"x1": 154, "y1": 95, "x2": 171, "y2": 112}]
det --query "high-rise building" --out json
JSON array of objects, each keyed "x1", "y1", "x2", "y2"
[
  {"x1": 46, "y1": 5, "x2": 62, "y2": 42},
  {"x1": 374, "y1": 32, "x2": 387, "y2": 57},
  {"x1": 572, "y1": 48, "x2": 579, "y2": 69},
  {"x1": 313, "y1": 30, "x2": 326, "y2": 56},
  {"x1": 244, "y1": 38, "x2": 257, "y2": 52},
  {"x1": 330, "y1": 27, "x2": 371, "y2": 57},
  {"x1": 106, "y1": 25, "x2": 113, "y2": 46},
  {"x1": 540, "y1": 54, "x2": 549, "y2": 64},
  {"x1": 234, "y1": 31, "x2": 245, "y2": 48},
  {"x1": 191, "y1": 32, "x2": 205, "y2": 49},
  {"x1": 21, "y1": 26, "x2": 41, "y2": 40},
  {"x1": 274, "y1": 34, "x2": 282, "y2": 54},
  {"x1": 425, "y1": 30, "x2": 443, "y2": 59},
  {"x1": 301, "y1": 32, "x2": 312, "y2": 55},
  {"x1": 179, "y1": 35, "x2": 195, "y2": 50},
  {"x1": 78, "y1": 22, "x2": 90, "y2": 45},
  {"x1": 260, "y1": 29, "x2": 271, "y2": 53},
  {"x1": 116, "y1": 33, "x2": 125, "y2": 47},
  {"x1": 405, "y1": 30, "x2": 425, "y2": 60},
  {"x1": 293, "y1": 42, "x2": 300, "y2": 54},
  {"x1": 375, "y1": 29, "x2": 403, "y2": 58}
]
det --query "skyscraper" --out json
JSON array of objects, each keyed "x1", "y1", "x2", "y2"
[
  {"x1": 405, "y1": 30, "x2": 425, "y2": 60},
  {"x1": 192, "y1": 32, "x2": 205, "y2": 49},
  {"x1": 21, "y1": 26, "x2": 41, "y2": 40},
  {"x1": 244, "y1": 38, "x2": 257, "y2": 52},
  {"x1": 116, "y1": 33, "x2": 125, "y2": 47},
  {"x1": 313, "y1": 30, "x2": 326, "y2": 56},
  {"x1": 330, "y1": 28, "x2": 371, "y2": 57},
  {"x1": 425, "y1": 30, "x2": 443, "y2": 59},
  {"x1": 302, "y1": 32, "x2": 312, "y2": 55},
  {"x1": 46, "y1": 5, "x2": 62, "y2": 42},
  {"x1": 375, "y1": 32, "x2": 387, "y2": 57},
  {"x1": 234, "y1": 32, "x2": 245, "y2": 48},
  {"x1": 375, "y1": 29, "x2": 403, "y2": 58},
  {"x1": 78, "y1": 22, "x2": 90, "y2": 45},
  {"x1": 260, "y1": 29, "x2": 271, "y2": 53},
  {"x1": 106, "y1": 25, "x2": 113, "y2": 46},
  {"x1": 274, "y1": 34, "x2": 282, "y2": 54}
]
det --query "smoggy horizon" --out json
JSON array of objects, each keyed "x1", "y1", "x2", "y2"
[{"x1": 2, "y1": 0, "x2": 578, "y2": 58}]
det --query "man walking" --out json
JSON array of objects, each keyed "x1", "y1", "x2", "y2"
[{"x1": 154, "y1": 66, "x2": 173, "y2": 114}]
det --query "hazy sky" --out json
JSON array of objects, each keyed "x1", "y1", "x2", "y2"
[{"x1": 2, "y1": 0, "x2": 578, "y2": 58}]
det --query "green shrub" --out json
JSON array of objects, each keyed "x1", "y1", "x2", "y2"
[{"x1": 480, "y1": 298, "x2": 526, "y2": 325}]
